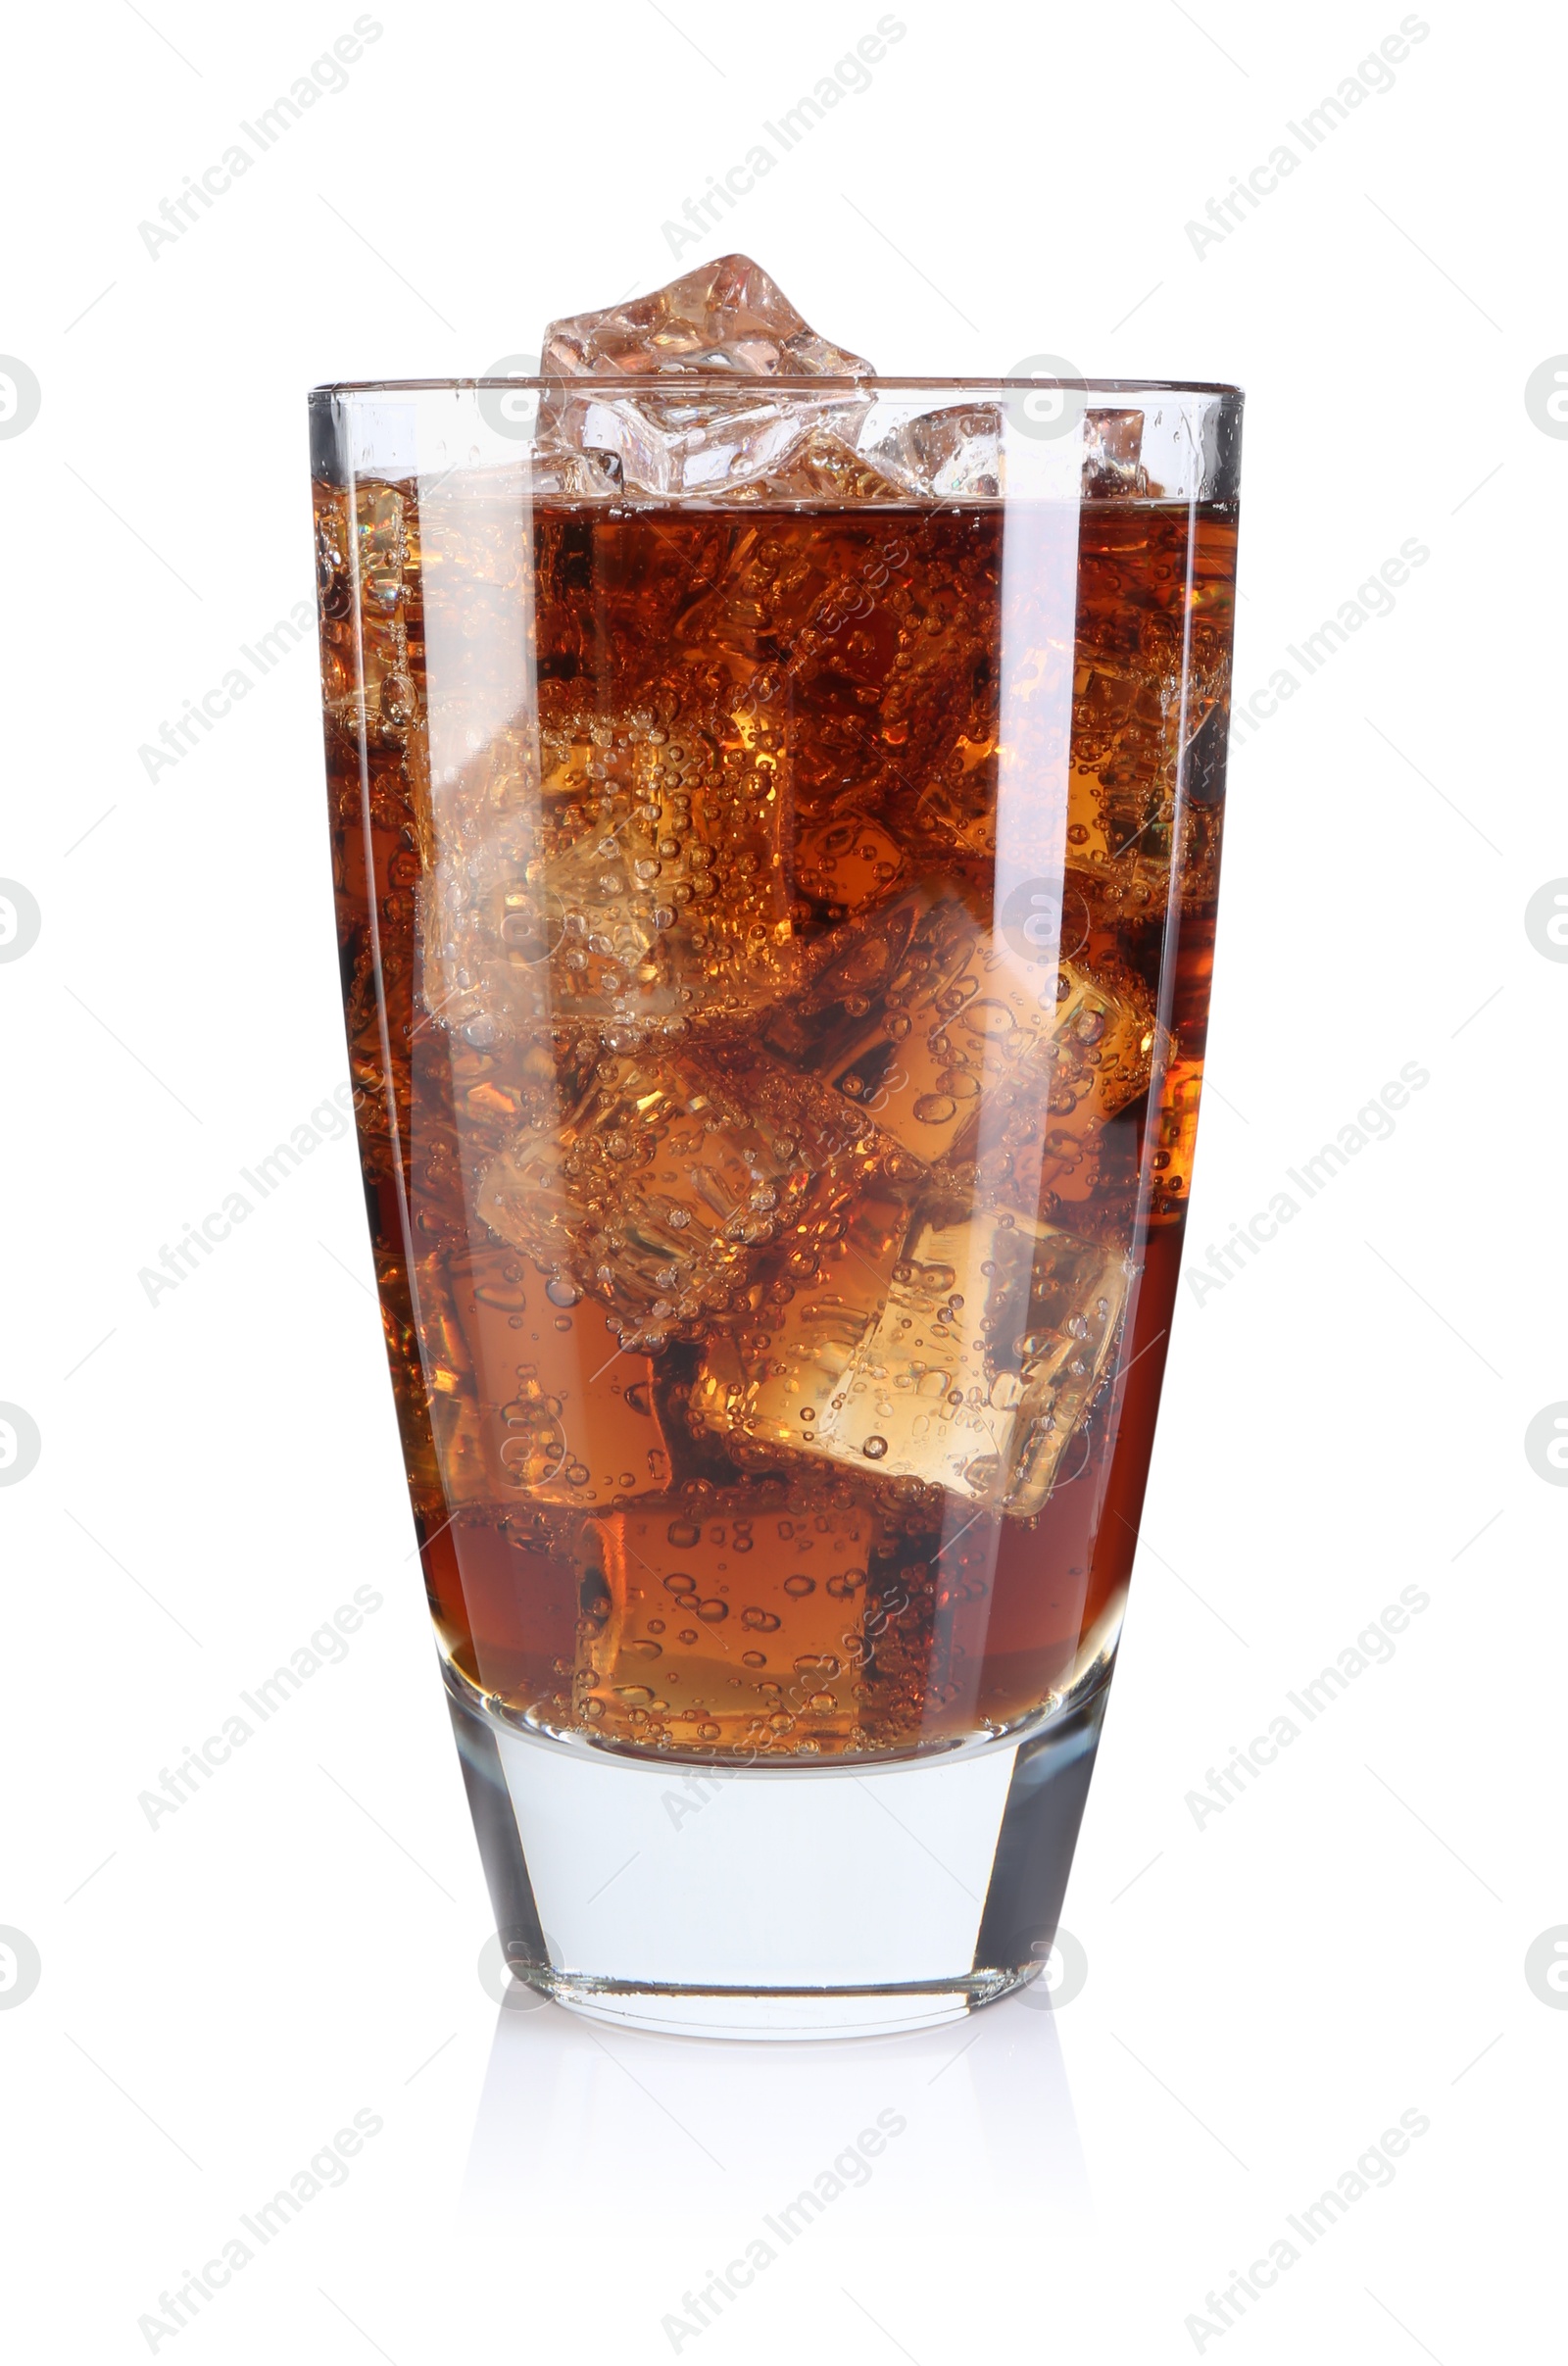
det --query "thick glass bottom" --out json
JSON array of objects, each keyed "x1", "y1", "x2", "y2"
[
  {"x1": 447, "y1": 1658, "x2": 1107, "y2": 2041},
  {"x1": 515, "y1": 1969, "x2": 1028, "y2": 2042}
]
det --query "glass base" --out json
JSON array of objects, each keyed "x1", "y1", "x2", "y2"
[
  {"x1": 447, "y1": 1664, "x2": 1107, "y2": 2042},
  {"x1": 517, "y1": 1971, "x2": 1030, "y2": 2041}
]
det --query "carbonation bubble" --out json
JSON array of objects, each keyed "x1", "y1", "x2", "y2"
[
  {"x1": 545, "y1": 1277, "x2": 579, "y2": 1306},
  {"x1": 861, "y1": 1436, "x2": 889, "y2": 1458},
  {"x1": 961, "y1": 998, "x2": 1014, "y2": 1036}
]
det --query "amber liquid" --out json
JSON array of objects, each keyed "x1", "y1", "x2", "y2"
[{"x1": 316, "y1": 476, "x2": 1236, "y2": 1762}]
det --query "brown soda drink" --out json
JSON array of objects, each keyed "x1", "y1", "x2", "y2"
[{"x1": 316, "y1": 451, "x2": 1235, "y2": 1768}]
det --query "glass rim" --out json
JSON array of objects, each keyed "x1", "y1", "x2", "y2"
[{"x1": 309, "y1": 374, "x2": 1245, "y2": 401}]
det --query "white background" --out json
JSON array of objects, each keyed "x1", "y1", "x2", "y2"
[{"x1": 2, "y1": 1, "x2": 1562, "y2": 2358}]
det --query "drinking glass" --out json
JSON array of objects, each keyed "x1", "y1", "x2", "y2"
[{"x1": 310, "y1": 370, "x2": 1241, "y2": 2037}]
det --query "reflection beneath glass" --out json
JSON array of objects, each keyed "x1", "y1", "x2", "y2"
[{"x1": 462, "y1": 1979, "x2": 1089, "y2": 2229}]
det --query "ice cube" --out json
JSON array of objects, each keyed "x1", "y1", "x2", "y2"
[
  {"x1": 579, "y1": 1497, "x2": 880, "y2": 1750},
  {"x1": 421, "y1": 1240, "x2": 672, "y2": 1509},
  {"x1": 1148, "y1": 1053, "x2": 1203, "y2": 1224},
  {"x1": 475, "y1": 1050, "x2": 858, "y2": 1351},
  {"x1": 323, "y1": 482, "x2": 421, "y2": 749},
  {"x1": 724, "y1": 424, "x2": 910, "y2": 505},
  {"x1": 547, "y1": 386, "x2": 815, "y2": 498},
  {"x1": 418, "y1": 702, "x2": 803, "y2": 1040},
  {"x1": 868, "y1": 405, "x2": 1004, "y2": 499},
  {"x1": 906, "y1": 733, "x2": 1003, "y2": 867},
  {"x1": 542, "y1": 253, "x2": 873, "y2": 379},
  {"x1": 1065, "y1": 656, "x2": 1199, "y2": 911},
  {"x1": 539, "y1": 254, "x2": 873, "y2": 497},
  {"x1": 1069, "y1": 504, "x2": 1226, "y2": 905},
  {"x1": 792, "y1": 813, "x2": 907, "y2": 921},
  {"x1": 760, "y1": 875, "x2": 1154, "y2": 1172},
  {"x1": 525, "y1": 436, "x2": 626, "y2": 498},
  {"x1": 1082, "y1": 410, "x2": 1147, "y2": 499},
  {"x1": 534, "y1": 707, "x2": 800, "y2": 1025},
  {"x1": 693, "y1": 1195, "x2": 1129, "y2": 1515}
]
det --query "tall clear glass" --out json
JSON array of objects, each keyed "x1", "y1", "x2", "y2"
[{"x1": 310, "y1": 372, "x2": 1242, "y2": 2037}]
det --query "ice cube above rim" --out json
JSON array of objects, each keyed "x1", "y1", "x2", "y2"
[{"x1": 541, "y1": 253, "x2": 875, "y2": 380}]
